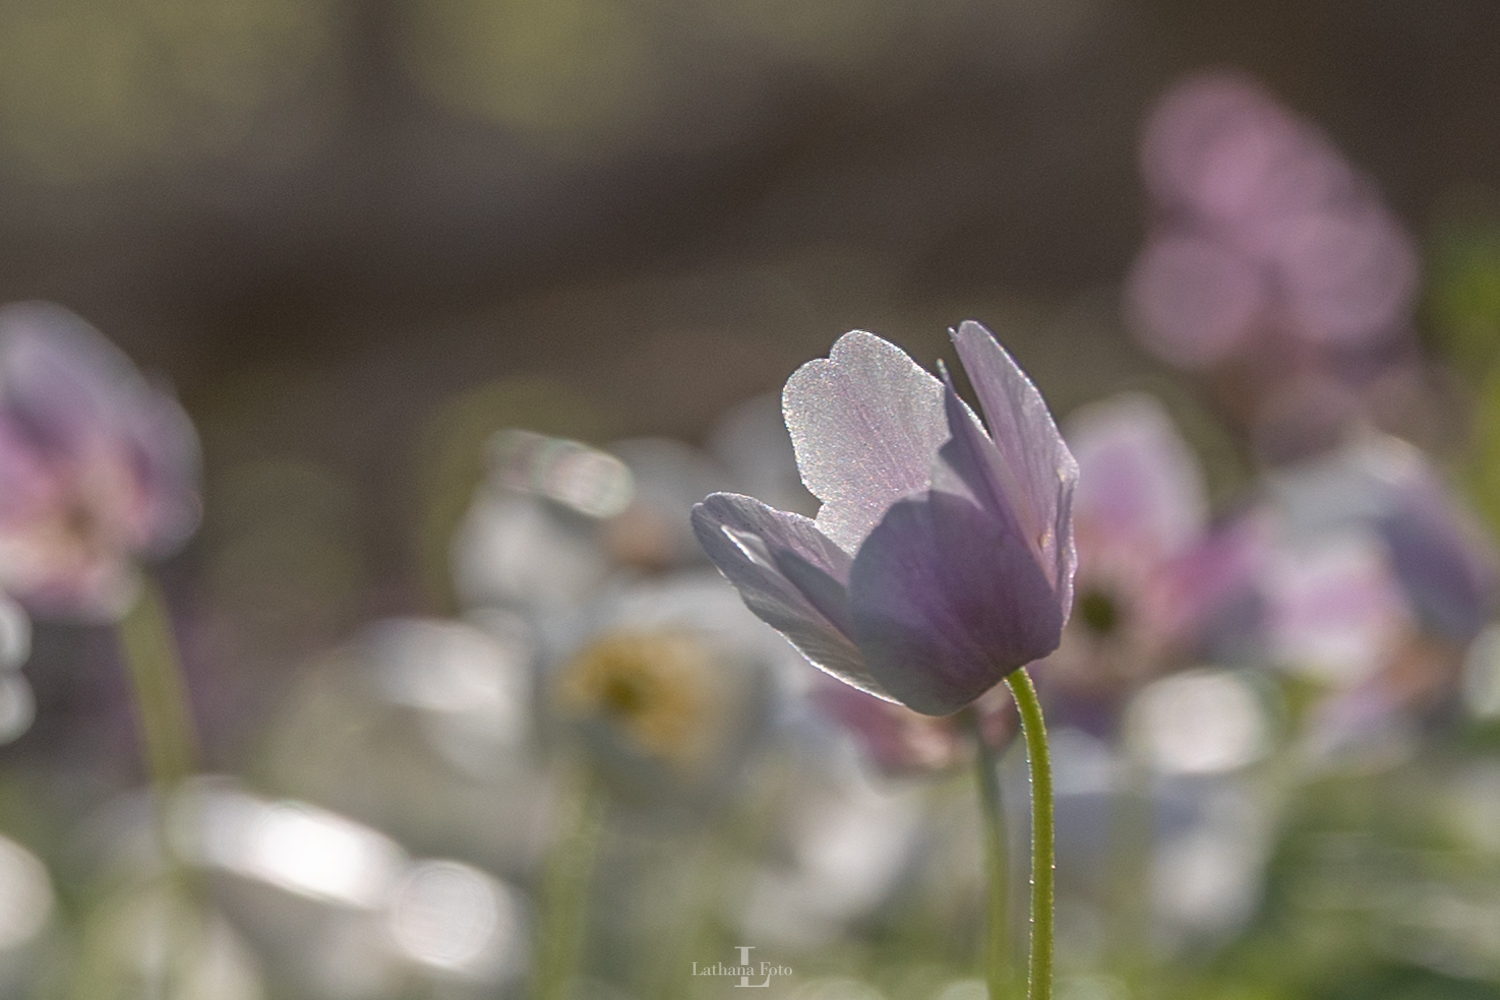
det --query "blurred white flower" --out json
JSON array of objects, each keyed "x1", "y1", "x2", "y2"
[
  {"x1": 546, "y1": 572, "x2": 777, "y2": 808},
  {"x1": 387, "y1": 859, "x2": 528, "y2": 982},
  {"x1": 1124, "y1": 669, "x2": 1270, "y2": 775},
  {"x1": 453, "y1": 489, "x2": 613, "y2": 613},
  {"x1": 0, "y1": 834, "x2": 52, "y2": 951},
  {"x1": 171, "y1": 780, "x2": 407, "y2": 908},
  {"x1": 365, "y1": 615, "x2": 534, "y2": 762},
  {"x1": 1152, "y1": 787, "x2": 1270, "y2": 947},
  {"x1": 453, "y1": 429, "x2": 738, "y2": 616},
  {"x1": 738, "y1": 759, "x2": 925, "y2": 949},
  {"x1": 169, "y1": 779, "x2": 532, "y2": 991}
]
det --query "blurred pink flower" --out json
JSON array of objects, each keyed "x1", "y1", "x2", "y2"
[
  {"x1": 1263, "y1": 532, "x2": 1414, "y2": 689},
  {"x1": 1258, "y1": 435, "x2": 1499, "y2": 760},
  {"x1": 1264, "y1": 434, "x2": 1498, "y2": 644},
  {"x1": 1044, "y1": 395, "x2": 1264, "y2": 701},
  {"x1": 1126, "y1": 233, "x2": 1266, "y2": 370},
  {"x1": 810, "y1": 676, "x2": 1017, "y2": 777},
  {"x1": 0, "y1": 303, "x2": 199, "y2": 618},
  {"x1": 1140, "y1": 72, "x2": 1354, "y2": 234},
  {"x1": 1262, "y1": 529, "x2": 1447, "y2": 765},
  {"x1": 1128, "y1": 71, "x2": 1418, "y2": 369}
]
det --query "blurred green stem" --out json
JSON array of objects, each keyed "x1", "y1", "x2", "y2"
[
  {"x1": 532, "y1": 768, "x2": 605, "y2": 1000},
  {"x1": 114, "y1": 575, "x2": 201, "y2": 1000},
  {"x1": 967, "y1": 707, "x2": 1011, "y2": 999},
  {"x1": 1107, "y1": 757, "x2": 1154, "y2": 991},
  {"x1": 116, "y1": 576, "x2": 199, "y2": 794},
  {"x1": 1005, "y1": 668, "x2": 1053, "y2": 1000}
]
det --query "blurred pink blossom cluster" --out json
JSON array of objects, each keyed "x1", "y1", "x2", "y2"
[
  {"x1": 1038, "y1": 388, "x2": 1495, "y2": 766},
  {"x1": 1127, "y1": 72, "x2": 1419, "y2": 374}
]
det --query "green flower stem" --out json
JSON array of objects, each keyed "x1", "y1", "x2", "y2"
[
  {"x1": 655, "y1": 832, "x2": 723, "y2": 1000},
  {"x1": 1106, "y1": 757, "x2": 1153, "y2": 990},
  {"x1": 116, "y1": 576, "x2": 199, "y2": 793},
  {"x1": 532, "y1": 768, "x2": 605, "y2": 1000},
  {"x1": 967, "y1": 707, "x2": 1011, "y2": 1000},
  {"x1": 114, "y1": 575, "x2": 202, "y2": 999},
  {"x1": 1005, "y1": 668, "x2": 1054, "y2": 1000}
]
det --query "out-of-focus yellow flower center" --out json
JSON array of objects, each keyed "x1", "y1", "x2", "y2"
[{"x1": 555, "y1": 631, "x2": 721, "y2": 772}]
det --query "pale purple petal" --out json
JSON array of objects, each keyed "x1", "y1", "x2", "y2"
[
  {"x1": 0, "y1": 419, "x2": 58, "y2": 520},
  {"x1": 950, "y1": 321, "x2": 1078, "y2": 615},
  {"x1": 691, "y1": 492, "x2": 893, "y2": 701},
  {"x1": 125, "y1": 390, "x2": 201, "y2": 552},
  {"x1": 783, "y1": 331, "x2": 948, "y2": 552},
  {"x1": 1379, "y1": 473, "x2": 1498, "y2": 641},
  {"x1": 1265, "y1": 434, "x2": 1497, "y2": 639},
  {"x1": 930, "y1": 368, "x2": 1074, "y2": 623},
  {"x1": 849, "y1": 491, "x2": 1064, "y2": 715},
  {"x1": 930, "y1": 368, "x2": 1016, "y2": 524},
  {"x1": 0, "y1": 305, "x2": 121, "y2": 447}
]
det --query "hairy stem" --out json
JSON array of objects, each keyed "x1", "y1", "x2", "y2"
[{"x1": 1005, "y1": 668, "x2": 1053, "y2": 1000}]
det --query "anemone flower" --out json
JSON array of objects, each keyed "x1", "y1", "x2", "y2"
[
  {"x1": 1043, "y1": 394, "x2": 1266, "y2": 722},
  {"x1": 1264, "y1": 432, "x2": 1498, "y2": 646},
  {"x1": 694, "y1": 320, "x2": 1074, "y2": 1000},
  {"x1": 0, "y1": 302, "x2": 199, "y2": 619},
  {"x1": 1259, "y1": 434, "x2": 1499, "y2": 765},
  {"x1": 549, "y1": 579, "x2": 774, "y2": 810},
  {"x1": 691, "y1": 321, "x2": 1077, "y2": 718}
]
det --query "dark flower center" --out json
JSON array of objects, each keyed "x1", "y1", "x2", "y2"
[
  {"x1": 1077, "y1": 588, "x2": 1121, "y2": 636},
  {"x1": 555, "y1": 631, "x2": 719, "y2": 770},
  {"x1": 601, "y1": 672, "x2": 649, "y2": 718}
]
